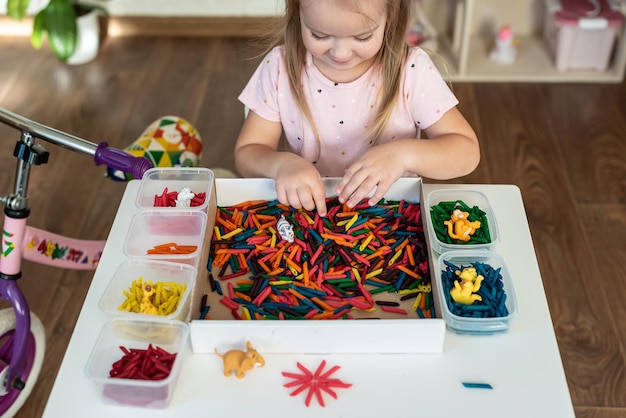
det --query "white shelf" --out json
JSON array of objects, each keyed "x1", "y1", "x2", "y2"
[{"x1": 424, "y1": 0, "x2": 626, "y2": 83}]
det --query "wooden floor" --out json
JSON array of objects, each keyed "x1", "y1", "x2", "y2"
[{"x1": 0, "y1": 35, "x2": 625, "y2": 418}]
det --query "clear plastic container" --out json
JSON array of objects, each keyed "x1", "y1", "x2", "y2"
[
  {"x1": 136, "y1": 167, "x2": 214, "y2": 212},
  {"x1": 434, "y1": 250, "x2": 517, "y2": 335},
  {"x1": 123, "y1": 210, "x2": 207, "y2": 266},
  {"x1": 84, "y1": 318, "x2": 188, "y2": 408},
  {"x1": 425, "y1": 189, "x2": 499, "y2": 254},
  {"x1": 99, "y1": 259, "x2": 196, "y2": 321}
]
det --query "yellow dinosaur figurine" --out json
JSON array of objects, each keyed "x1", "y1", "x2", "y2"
[
  {"x1": 140, "y1": 282, "x2": 158, "y2": 315},
  {"x1": 443, "y1": 209, "x2": 481, "y2": 241},
  {"x1": 450, "y1": 267, "x2": 484, "y2": 305}
]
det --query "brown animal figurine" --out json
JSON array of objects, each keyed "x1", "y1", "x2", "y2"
[{"x1": 214, "y1": 341, "x2": 265, "y2": 378}]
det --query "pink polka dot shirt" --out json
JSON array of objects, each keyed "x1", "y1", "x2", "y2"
[{"x1": 238, "y1": 46, "x2": 459, "y2": 177}]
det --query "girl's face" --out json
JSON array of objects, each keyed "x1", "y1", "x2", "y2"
[{"x1": 299, "y1": 0, "x2": 387, "y2": 83}]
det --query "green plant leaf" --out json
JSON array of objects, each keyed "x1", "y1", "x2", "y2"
[
  {"x1": 31, "y1": 10, "x2": 45, "y2": 49},
  {"x1": 7, "y1": 0, "x2": 30, "y2": 21},
  {"x1": 44, "y1": 0, "x2": 77, "y2": 61}
]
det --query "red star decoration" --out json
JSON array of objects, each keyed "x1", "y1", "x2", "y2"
[{"x1": 282, "y1": 360, "x2": 352, "y2": 407}]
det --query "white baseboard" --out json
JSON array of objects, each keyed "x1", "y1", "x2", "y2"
[{"x1": 1, "y1": 0, "x2": 283, "y2": 17}]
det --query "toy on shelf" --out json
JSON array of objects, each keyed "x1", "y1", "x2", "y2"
[
  {"x1": 489, "y1": 24, "x2": 517, "y2": 64},
  {"x1": 406, "y1": 0, "x2": 439, "y2": 50},
  {"x1": 214, "y1": 341, "x2": 265, "y2": 378}
]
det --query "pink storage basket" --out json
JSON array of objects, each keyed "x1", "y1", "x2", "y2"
[{"x1": 544, "y1": 0, "x2": 624, "y2": 71}]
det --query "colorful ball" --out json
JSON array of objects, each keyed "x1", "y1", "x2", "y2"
[{"x1": 107, "y1": 116, "x2": 203, "y2": 181}]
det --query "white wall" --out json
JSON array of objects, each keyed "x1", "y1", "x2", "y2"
[{"x1": 1, "y1": 0, "x2": 284, "y2": 16}]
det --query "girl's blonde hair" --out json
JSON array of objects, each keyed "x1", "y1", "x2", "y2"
[{"x1": 267, "y1": 0, "x2": 411, "y2": 159}]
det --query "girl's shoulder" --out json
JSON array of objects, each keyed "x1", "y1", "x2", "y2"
[
  {"x1": 265, "y1": 45, "x2": 287, "y2": 63},
  {"x1": 405, "y1": 47, "x2": 437, "y2": 68},
  {"x1": 402, "y1": 47, "x2": 447, "y2": 81},
  {"x1": 255, "y1": 46, "x2": 288, "y2": 74}
]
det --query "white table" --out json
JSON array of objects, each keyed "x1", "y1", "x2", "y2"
[{"x1": 43, "y1": 181, "x2": 575, "y2": 418}]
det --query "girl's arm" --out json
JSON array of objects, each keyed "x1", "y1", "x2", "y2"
[
  {"x1": 410, "y1": 106, "x2": 479, "y2": 177},
  {"x1": 235, "y1": 111, "x2": 328, "y2": 216},
  {"x1": 335, "y1": 107, "x2": 479, "y2": 208},
  {"x1": 234, "y1": 111, "x2": 283, "y2": 178}
]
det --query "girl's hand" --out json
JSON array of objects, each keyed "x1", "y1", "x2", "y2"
[
  {"x1": 336, "y1": 142, "x2": 407, "y2": 208},
  {"x1": 275, "y1": 157, "x2": 328, "y2": 216},
  {"x1": 235, "y1": 112, "x2": 327, "y2": 216}
]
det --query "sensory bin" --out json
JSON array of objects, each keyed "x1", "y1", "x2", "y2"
[
  {"x1": 188, "y1": 178, "x2": 446, "y2": 354},
  {"x1": 205, "y1": 196, "x2": 433, "y2": 321}
]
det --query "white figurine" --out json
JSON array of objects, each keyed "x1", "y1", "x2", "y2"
[
  {"x1": 276, "y1": 215, "x2": 295, "y2": 243},
  {"x1": 175, "y1": 187, "x2": 195, "y2": 207},
  {"x1": 490, "y1": 25, "x2": 516, "y2": 65}
]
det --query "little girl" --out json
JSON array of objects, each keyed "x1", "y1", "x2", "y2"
[{"x1": 235, "y1": 0, "x2": 479, "y2": 216}]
